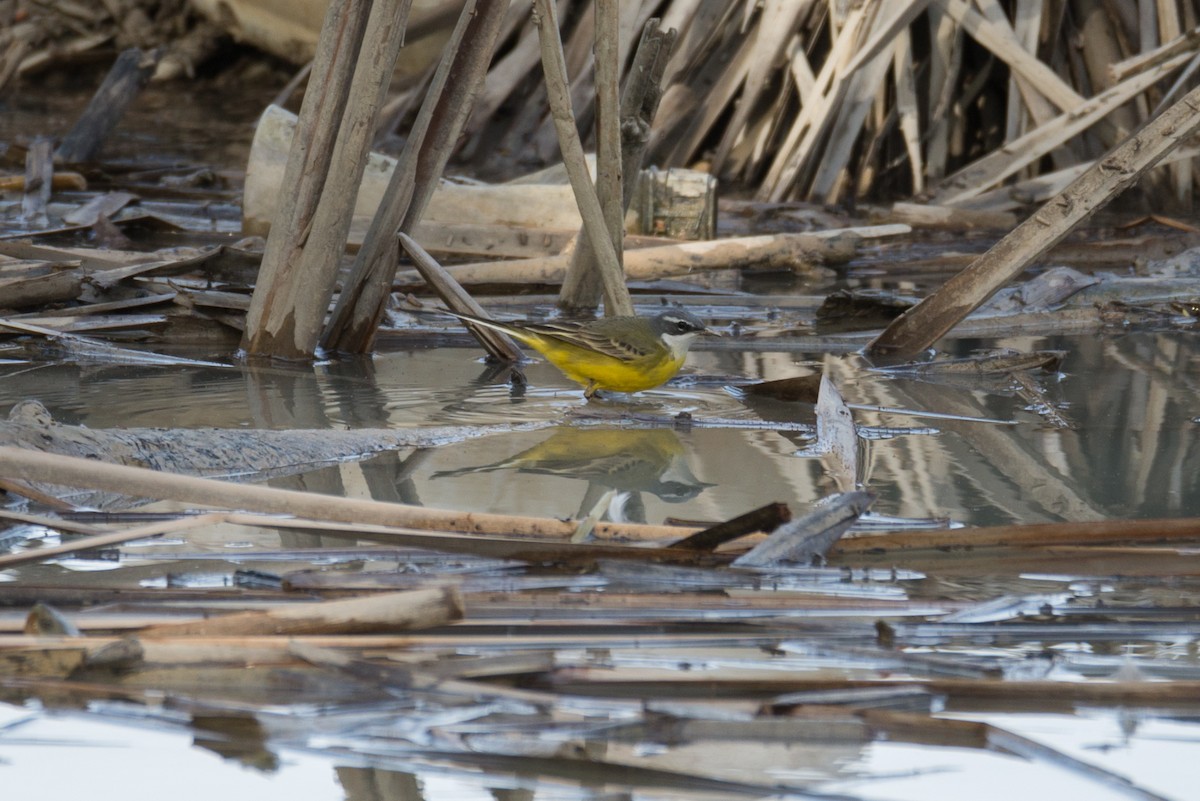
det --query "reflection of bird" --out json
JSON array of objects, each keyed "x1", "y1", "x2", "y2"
[
  {"x1": 439, "y1": 309, "x2": 711, "y2": 398},
  {"x1": 433, "y1": 427, "x2": 713, "y2": 504}
]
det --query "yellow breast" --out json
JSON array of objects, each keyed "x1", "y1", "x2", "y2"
[{"x1": 528, "y1": 340, "x2": 685, "y2": 393}]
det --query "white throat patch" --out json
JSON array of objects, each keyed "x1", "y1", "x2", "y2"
[{"x1": 660, "y1": 330, "x2": 699, "y2": 360}]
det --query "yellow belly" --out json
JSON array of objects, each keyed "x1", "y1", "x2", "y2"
[{"x1": 533, "y1": 343, "x2": 685, "y2": 393}]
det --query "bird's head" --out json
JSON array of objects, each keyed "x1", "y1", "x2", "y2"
[{"x1": 653, "y1": 309, "x2": 711, "y2": 357}]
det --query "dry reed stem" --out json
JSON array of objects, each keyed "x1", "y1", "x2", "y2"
[
  {"x1": 868, "y1": 80, "x2": 1200, "y2": 357},
  {"x1": 323, "y1": 0, "x2": 509, "y2": 352},
  {"x1": 533, "y1": 0, "x2": 632, "y2": 317},
  {"x1": 140, "y1": 587, "x2": 463, "y2": 637},
  {"x1": 241, "y1": 0, "x2": 373, "y2": 359}
]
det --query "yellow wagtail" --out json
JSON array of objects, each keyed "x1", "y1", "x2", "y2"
[{"x1": 440, "y1": 308, "x2": 712, "y2": 398}]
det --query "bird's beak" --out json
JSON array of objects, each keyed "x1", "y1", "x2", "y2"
[{"x1": 703, "y1": 325, "x2": 724, "y2": 337}]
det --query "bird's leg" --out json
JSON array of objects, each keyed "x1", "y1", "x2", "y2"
[{"x1": 584, "y1": 381, "x2": 599, "y2": 400}]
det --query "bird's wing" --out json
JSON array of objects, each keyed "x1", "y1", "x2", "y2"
[{"x1": 525, "y1": 320, "x2": 656, "y2": 361}]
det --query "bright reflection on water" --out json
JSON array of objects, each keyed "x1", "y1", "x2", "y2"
[
  {"x1": 1, "y1": 328, "x2": 1196, "y2": 528},
  {"x1": 3, "y1": 701, "x2": 1195, "y2": 800},
  {"x1": 0, "y1": 703, "x2": 345, "y2": 801}
]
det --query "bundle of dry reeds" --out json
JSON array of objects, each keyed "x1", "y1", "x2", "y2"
[
  {"x1": 9, "y1": 1, "x2": 1200, "y2": 210},
  {"x1": 0, "y1": 0, "x2": 219, "y2": 87},
  {"x1": 456, "y1": 0, "x2": 1200, "y2": 209}
]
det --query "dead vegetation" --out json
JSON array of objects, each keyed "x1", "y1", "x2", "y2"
[{"x1": 2, "y1": 0, "x2": 1200, "y2": 796}]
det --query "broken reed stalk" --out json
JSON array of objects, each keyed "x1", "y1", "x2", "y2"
[
  {"x1": 930, "y1": 53, "x2": 1189, "y2": 206},
  {"x1": 593, "y1": 0, "x2": 623, "y2": 283},
  {"x1": 670, "y1": 501, "x2": 792, "y2": 552},
  {"x1": 19, "y1": 138, "x2": 52, "y2": 226},
  {"x1": 0, "y1": 446, "x2": 694, "y2": 542},
  {"x1": 733, "y1": 491, "x2": 874, "y2": 567},
  {"x1": 248, "y1": 0, "x2": 412, "y2": 359},
  {"x1": 55, "y1": 47, "x2": 161, "y2": 164},
  {"x1": 398, "y1": 232, "x2": 523, "y2": 362},
  {"x1": 0, "y1": 513, "x2": 227, "y2": 569},
  {"x1": 559, "y1": 17, "x2": 677, "y2": 312},
  {"x1": 241, "y1": 0, "x2": 373, "y2": 358},
  {"x1": 322, "y1": 0, "x2": 509, "y2": 352},
  {"x1": 867, "y1": 80, "x2": 1200, "y2": 358},
  {"x1": 533, "y1": 0, "x2": 633, "y2": 317},
  {"x1": 555, "y1": 0, "x2": 625, "y2": 313},
  {"x1": 833, "y1": 516, "x2": 1200, "y2": 553},
  {"x1": 140, "y1": 587, "x2": 463, "y2": 637},
  {"x1": 617, "y1": 20, "x2": 676, "y2": 204}
]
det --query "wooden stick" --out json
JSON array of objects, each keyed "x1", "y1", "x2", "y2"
[
  {"x1": 1110, "y1": 22, "x2": 1200, "y2": 81},
  {"x1": 866, "y1": 80, "x2": 1200, "y2": 358},
  {"x1": 834, "y1": 517, "x2": 1200, "y2": 553},
  {"x1": 396, "y1": 231, "x2": 872, "y2": 287},
  {"x1": 56, "y1": 48, "x2": 161, "y2": 164},
  {"x1": 533, "y1": 0, "x2": 633, "y2": 317},
  {"x1": 0, "y1": 513, "x2": 226, "y2": 569},
  {"x1": 559, "y1": 17, "x2": 675, "y2": 311},
  {"x1": 546, "y1": 674, "x2": 1200, "y2": 704},
  {"x1": 671, "y1": 502, "x2": 791, "y2": 552},
  {"x1": 398, "y1": 233, "x2": 522, "y2": 362},
  {"x1": 0, "y1": 509, "x2": 106, "y2": 536},
  {"x1": 0, "y1": 172, "x2": 87, "y2": 192},
  {"x1": 140, "y1": 587, "x2": 463, "y2": 637},
  {"x1": 0, "y1": 446, "x2": 692, "y2": 542}
]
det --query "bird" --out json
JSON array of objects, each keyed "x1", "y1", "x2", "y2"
[{"x1": 437, "y1": 307, "x2": 712, "y2": 398}]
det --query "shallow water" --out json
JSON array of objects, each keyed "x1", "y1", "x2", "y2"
[{"x1": 2, "y1": 325, "x2": 1196, "y2": 529}]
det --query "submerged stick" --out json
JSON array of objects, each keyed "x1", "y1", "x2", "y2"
[
  {"x1": 867, "y1": 80, "x2": 1200, "y2": 358},
  {"x1": 834, "y1": 517, "x2": 1200, "y2": 553},
  {"x1": 140, "y1": 587, "x2": 463, "y2": 637},
  {"x1": 0, "y1": 446, "x2": 694, "y2": 542},
  {"x1": 0, "y1": 513, "x2": 226, "y2": 569}
]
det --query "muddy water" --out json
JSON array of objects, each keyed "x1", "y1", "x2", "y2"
[{"x1": 3, "y1": 74, "x2": 1200, "y2": 801}]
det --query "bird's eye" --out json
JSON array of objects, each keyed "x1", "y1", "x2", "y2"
[{"x1": 675, "y1": 320, "x2": 690, "y2": 332}]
